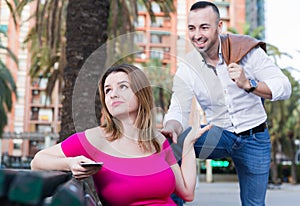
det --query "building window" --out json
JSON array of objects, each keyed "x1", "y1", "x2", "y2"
[
  {"x1": 0, "y1": 6, "x2": 10, "y2": 22},
  {"x1": 151, "y1": 17, "x2": 164, "y2": 27},
  {"x1": 135, "y1": 15, "x2": 145, "y2": 27},
  {"x1": 12, "y1": 139, "x2": 23, "y2": 156},
  {"x1": 36, "y1": 125, "x2": 52, "y2": 133},
  {"x1": 135, "y1": 46, "x2": 146, "y2": 59},
  {"x1": 219, "y1": 7, "x2": 228, "y2": 19},
  {"x1": 38, "y1": 108, "x2": 53, "y2": 121},
  {"x1": 150, "y1": 48, "x2": 164, "y2": 60},
  {"x1": 0, "y1": 24, "x2": 8, "y2": 33},
  {"x1": 150, "y1": 31, "x2": 171, "y2": 44},
  {"x1": 30, "y1": 107, "x2": 39, "y2": 120},
  {"x1": 134, "y1": 32, "x2": 146, "y2": 44},
  {"x1": 151, "y1": 34, "x2": 162, "y2": 44},
  {"x1": 137, "y1": 3, "x2": 146, "y2": 12},
  {"x1": 151, "y1": 2, "x2": 161, "y2": 13}
]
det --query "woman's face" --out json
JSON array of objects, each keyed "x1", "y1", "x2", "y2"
[{"x1": 104, "y1": 72, "x2": 139, "y2": 120}]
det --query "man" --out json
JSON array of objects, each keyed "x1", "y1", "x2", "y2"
[{"x1": 162, "y1": 1, "x2": 291, "y2": 206}]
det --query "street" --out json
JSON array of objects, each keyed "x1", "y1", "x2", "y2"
[{"x1": 185, "y1": 181, "x2": 300, "y2": 206}]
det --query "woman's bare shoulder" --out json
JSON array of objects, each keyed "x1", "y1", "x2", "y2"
[{"x1": 85, "y1": 126, "x2": 106, "y2": 144}]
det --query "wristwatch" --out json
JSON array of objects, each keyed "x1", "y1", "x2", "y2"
[{"x1": 245, "y1": 79, "x2": 257, "y2": 93}]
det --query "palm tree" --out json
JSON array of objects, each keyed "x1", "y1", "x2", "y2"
[
  {"x1": 59, "y1": 0, "x2": 110, "y2": 140},
  {"x1": 265, "y1": 69, "x2": 300, "y2": 184},
  {"x1": 21, "y1": 0, "x2": 175, "y2": 141},
  {"x1": 0, "y1": 4, "x2": 18, "y2": 138},
  {"x1": 24, "y1": 0, "x2": 67, "y2": 96},
  {"x1": 0, "y1": 44, "x2": 17, "y2": 138}
]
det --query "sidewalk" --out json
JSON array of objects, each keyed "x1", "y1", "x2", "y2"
[{"x1": 185, "y1": 181, "x2": 300, "y2": 206}]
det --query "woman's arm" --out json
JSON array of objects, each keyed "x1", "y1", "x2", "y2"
[
  {"x1": 31, "y1": 143, "x2": 68, "y2": 171},
  {"x1": 171, "y1": 109, "x2": 211, "y2": 201},
  {"x1": 31, "y1": 143, "x2": 101, "y2": 179}
]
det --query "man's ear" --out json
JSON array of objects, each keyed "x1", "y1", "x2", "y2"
[{"x1": 218, "y1": 21, "x2": 223, "y2": 34}]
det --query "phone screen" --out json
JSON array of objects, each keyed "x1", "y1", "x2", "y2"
[{"x1": 80, "y1": 162, "x2": 103, "y2": 167}]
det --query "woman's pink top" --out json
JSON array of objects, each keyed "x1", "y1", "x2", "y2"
[{"x1": 61, "y1": 132, "x2": 177, "y2": 206}]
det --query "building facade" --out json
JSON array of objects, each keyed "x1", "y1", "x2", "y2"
[{"x1": 1, "y1": 0, "x2": 265, "y2": 167}]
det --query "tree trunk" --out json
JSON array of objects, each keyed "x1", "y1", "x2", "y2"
[
  {"x1": 289, "y1": 138, "x2": 298, "y2": 184},
  {"x1": 271, "y1": 138, "x2": 279, "y2": 183},
  {"x1": 59, "y1": 0, "x2": 109, "y2": 141},
  {"x1": 159, "y1": 86, "x2": 165, "y2": 112}
]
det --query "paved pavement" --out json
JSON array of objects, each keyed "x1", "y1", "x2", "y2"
[{"x1": 184, "y1": 181, "x2": 300, "y2": 206}]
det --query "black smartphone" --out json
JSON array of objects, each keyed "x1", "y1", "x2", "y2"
[{"x1": 80, "y1": 162, "x2": 103, "y2": 167}]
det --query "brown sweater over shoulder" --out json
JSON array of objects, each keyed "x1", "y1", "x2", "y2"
[{"x1": 220, "y1": 34, "x2": 266, "y2": 65}]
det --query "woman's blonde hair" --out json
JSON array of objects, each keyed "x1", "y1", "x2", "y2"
[{"x1": 99, "y1": 64, "x2": 161, "y2": 153}]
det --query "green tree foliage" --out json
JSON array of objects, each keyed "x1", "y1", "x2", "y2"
[
  {"x1": 0, "y1": 3, "x2": 18, "y2": 138},
  {"x1": 265, "y1": 69, "x2": 300, "y2": 184},
  {"x1": 142, "y1": 59, "x2": 173, "y2": 113},
  {"x1": 23, "y1": 0, "x2": 67, "y2": 97}
]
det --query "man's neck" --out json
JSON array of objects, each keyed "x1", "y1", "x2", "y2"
[
  {"x1": 200, "y1": 41, "x2": 220, "y2": 67},
  {"x1": 201, "y1": 50, "x2": 219, "y2": 67}
]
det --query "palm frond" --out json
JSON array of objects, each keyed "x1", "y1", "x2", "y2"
[
  {"x1": 154, "y1": 0, "x2": 175, "y2": 16},
  {"x1": 4, "y1": 0, "x2": 18, "y2": 27},
  {"x1": 0, "y1": 105, "x2": 8, "y2": 137},
  {"x1": 15, "y1": 0, "x2": 35, "y2": 18},
  {"x1": 227, "y1": 27, "x2": 238, "y2": 34},
  {"x1": 23, "y1": 0, "x2": 67, "y2": 97},
  {"x1": 0, "y1": 45, "x2": 19, "y2": 65},
  {"x1": 266, "y1": 43, "x2": 293, "y2": 65},
  {"x1": 0, "y1": 63, "x2": 17, "y2": 113},
  {"x1": 4, "y1": 0, "x2": 35, "y2": 27},
  {"x1": 0, "y1": 61, "x2": 17, "y2": 97},
  {"x1": 140, "y1": 0, "x2": 155, "y2": 22}
]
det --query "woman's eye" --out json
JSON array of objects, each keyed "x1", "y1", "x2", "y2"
[
  {"x1": 104, "y1": 88, "x2": 111, "y2": 94},
  {"x1": 120, "y1": 84, "x2": 128, "y2": 90}
]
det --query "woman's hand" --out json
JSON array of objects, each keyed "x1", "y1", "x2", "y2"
[
  {"x1": 68, "y1": 156, "x2": 102, "y2": 179},
  {"x1": 185, "y1": 107, "x2": 212, "y2": 145},
  {"x1": 191, "y1": 124, "x2": 212, "y2": 143}
]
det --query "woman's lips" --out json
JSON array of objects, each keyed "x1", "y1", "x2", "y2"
[{"x1": 111, "y1": 101, "x2": 123, "y2": 107}]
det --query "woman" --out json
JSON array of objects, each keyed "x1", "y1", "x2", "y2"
[{"x1": 31, "y1": 64, "x2": 211, "y2": 205}]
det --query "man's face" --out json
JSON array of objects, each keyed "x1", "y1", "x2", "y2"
[{"x1": 187, "y1": 7, "x2": 222, "y2": 54}]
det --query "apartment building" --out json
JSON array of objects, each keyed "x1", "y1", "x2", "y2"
[{"x1": 0, "y1": 0, "x2": 264, "y2": 166}]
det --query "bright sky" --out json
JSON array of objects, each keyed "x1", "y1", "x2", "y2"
[{"x1": 265, "y1": 0, "x2": 300, "y2": 80}]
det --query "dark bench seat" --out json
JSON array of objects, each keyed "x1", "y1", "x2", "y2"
[{"x1": 0, "y1": 169, "x2": 102, "y2": 206}]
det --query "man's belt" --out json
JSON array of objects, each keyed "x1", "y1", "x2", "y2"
[{"x1": 235, "y1": 122, "x2": 267, "y2": 136}]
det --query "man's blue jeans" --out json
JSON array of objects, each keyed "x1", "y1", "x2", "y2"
[{"x1": 173, "y1": 125, "x2": 271, "y2": 206}]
